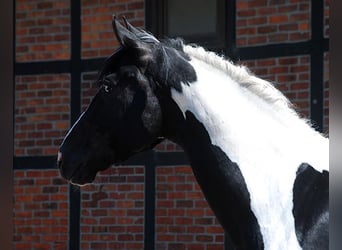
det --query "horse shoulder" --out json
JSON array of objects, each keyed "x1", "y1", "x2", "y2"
[{"x1": 292, "y1": 163, "x2": 329, "y2": 249}]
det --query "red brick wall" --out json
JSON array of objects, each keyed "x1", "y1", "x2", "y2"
[
  {"x1": 14, "y1": 0, "x2": 329, "y2": 249},
  {"x1": 236, "y1": 0, "x2": 329, "y2": 133},
  {"x1": 81, "y1": 0, "x2": 145, "y2": 58},
  {"x1": 156, "y1": 166, "x2": 224, "y2": 250},
  {"x1": 81, "y1": 72, "x2": 98, "y2": 110},
  {"x1": 15, "y1": 74, "x2": 70, "y2": 156},
  {"x1": 80, "y1": 166, "x2": 145, "y2": 249},
  {"x1": 241, "y1": 55, "x2": 311, "y2": 118},
  {"x1": 13, "y1": 170, "x2": 69, "y2": 249},
  {"x1": 236, "y1": 0, "x2": 310, "y2": 47},
  {"x1": 16, "y1": 0, "x2": 70, "y2": 62}
]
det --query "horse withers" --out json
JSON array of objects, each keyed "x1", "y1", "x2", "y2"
[{"x1": 57, "y1": 16, "x2": 328, "y2": 250}]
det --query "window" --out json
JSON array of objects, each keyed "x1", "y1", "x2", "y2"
[{"x1": 146, "y1": 0, "x2": 226, "y2": 50}]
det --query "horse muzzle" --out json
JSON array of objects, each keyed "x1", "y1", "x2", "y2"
[{"x1": 57, "y1": 151, "x2": 96, "y2": 186}]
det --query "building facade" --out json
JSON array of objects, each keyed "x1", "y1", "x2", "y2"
[{"x1": 14, "y1": 0, "x2": 329, "y2": 249}]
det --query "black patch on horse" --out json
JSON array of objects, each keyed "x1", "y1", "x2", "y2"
[
  {"x1": 146, "y1": 39, "x2": 197, "y2": 93},
  {"x1": 181, "y1": 111, "x2": 264, "y2": 249},
  {"x1": 293, "y1": 163, "x2": 329, "y2": 249}
]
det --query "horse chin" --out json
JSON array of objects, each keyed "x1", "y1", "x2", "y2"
[
  {"x1": 67, "y1": 155, "x2": 128, "y2": 186},
  {"x1": 69, "y1": 180, "x2": 93, "y2": 187},
  {"x1": 69, "y1": 172, "x2": 97, "y2": 186},
  {"x1": 64, "y1": 162, "x2": 98, "y2": 186}
]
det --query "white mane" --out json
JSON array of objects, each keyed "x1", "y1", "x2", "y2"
[{"x1": 183, "y1": 45, "x2": 299, "y2": 117}]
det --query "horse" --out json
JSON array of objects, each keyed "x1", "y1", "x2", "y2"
[{"x1": 57, "y1": 16, "x2": 329, "y2": 250}]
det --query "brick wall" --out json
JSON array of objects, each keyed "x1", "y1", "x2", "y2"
[
  {"x1": 13, "y1": 170, "x2": 69, "y2": 249},
  {"x1": 156, "y1": 166, "x2": 224, "y2": 250},
  {"x1": 14, "y1": 0, "x2": 329, "y2": 249},
  {"x1": 82, "y1": 0, "x2": 144, "y2": 58},
  {"x1": 16, "y1": 0, "x2": 70, "y2": 62},
  {"x1": 236, "y1": 0, "x2": 310, "y2": 47},
  {"x1": 15, "y1": 74, "x2": 70, "y2": 156},
  {"x1": 80, "y1": 166, "x2": 145, "y2": 250},
  {"x1": 236, "y1": 0, "x2": 329, "y2": 133},
  {"x1": 241, "y1": 55, "x2": 311, "y2": 118}
]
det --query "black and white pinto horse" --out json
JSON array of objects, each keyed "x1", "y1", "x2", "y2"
[{"x1": 58, "y1": 17, "x2": 328, "y2": 250}]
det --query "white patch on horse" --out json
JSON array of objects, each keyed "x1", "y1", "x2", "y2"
[{"x1": 171, "y1": 46, "x2": 328, "y2": 249}]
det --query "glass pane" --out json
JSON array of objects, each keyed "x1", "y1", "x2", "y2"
[{"x1": 167, "y1": 0, "x2": 217, "y2": 37}]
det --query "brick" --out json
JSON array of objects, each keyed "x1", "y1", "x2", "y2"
[
  {"x1": 26, "y1": 171, "x2": 42, "y2": 178},
  {"x1": 91, "y1": 209, "x2": 108, "y2": 217},
  {"x1": 176, "y1": 200, "x2": 193, "y2": 208},
  {"x1": 168, "y1": 175, "x2": 186, "y2": 183},
  {"x1": 169, "y1": 192, "x2": 186, "y2": 199},
  {"x1": 127, "y1": 175, "x2": 144, "y2": 182},
  {"x1": 279, "y1": 5, "x2": 298, "y2": 13},
  {"x1": 208, "y1": 245, "x2": 223, "y2": 250},
  {"x1": 157, "y1": 234, "x2": 175, "y2": 241},
  {"x1": 37, "y1": 2, "x2": 53, "y2": 9},
  {"x1": 291, "y1": 13, "x2": 310, "y2": 21},
  {"x1": 257, "y1": 26, "x2": 277, "y2": 34},
  {"x1": 34, "y1": 211, "x2": 50, "y2": 217},
  {"x1": 196, "y1": 235, "x2": 214, "y2": 242},
  {"x1": 118, "y1": 184, "x2": 133, "y2": 191},
  {"x1": 127, "y1": 192, "x2": 144, "y2": 199},
  {"x1": 128, "y1": 2, "x2": 144, "y2": 10},
  {"x1": 269, "y1": 33, "x2": 289, "y2": 42},
  {"x1": 290, "y1": 83, "x2": 309, "y2": 90},
  {"x1": 157, "y1": 217, "x2": 174, "y2": 225},
  {"x1": 206, "y1": 226, "x2": 224, "y2": 234},
  {"x1": 118, "y1": 234, "x2": 134, "y2": 241},
  {"x1": 42, "y1": 186, "x2": 59, "y2": 193},
  {"x1": 248, "y1": 16, "x2": 267, "y2": 25},
  {"x1": 299, "y1": 22, "x2": 309, "y2": 31},
  {"x1": 196, "y1": 218, "x2": 214, "y2": 225},
  {"x1": 175, "y1": 166, "x2": 192, "y2": 174},
  {"x1": 248, "y1": 0, "x2": 268, "y2": 7},
  {"x1": 270, "y1": 15, "x2": 288, "y2": 24},
  {"x1": 16, "y1": 195, "x2": 33, "y2": 202},
  {"x1": 257, "y1": 7, "x2": 277, "y2": 15},
  {"x1": 238, "y1": 9, "x2": 256, "y2": 17},
  {"x1": 186, "y1": 209, "x2": 205, "y2": 217}
]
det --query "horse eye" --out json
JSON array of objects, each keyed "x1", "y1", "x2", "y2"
[
  {"x1": 104, "y1": 85, "x2": 110, "y2": 93},
  {"x1": 102, "y1": 78, "x2": 115, "y2": 93}
]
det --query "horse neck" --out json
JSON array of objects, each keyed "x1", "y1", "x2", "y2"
[
  {"x1": 168, "y1": 55, "x2": 328, "y2": 249},
  {"x1": 171, "y1": 55, "x2": 328, "y2": 172}
]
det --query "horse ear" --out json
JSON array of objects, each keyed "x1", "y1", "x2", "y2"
[
  {"x1": 123, "y1": 17, "x2": 143, "y2": 36},
  {"x1": 112, "y1": 15, "x2": 153, "y2": 71},
  {"x1": 113, "y1": 15, "x2": 159, "y2": 48},
  {"x1": 112, "y1": 15, "x2": 134, "y2": 47}
]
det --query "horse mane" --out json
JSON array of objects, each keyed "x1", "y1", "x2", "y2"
[{"x1": 183, "y1": 44, "x2": 299, "y2": 117}]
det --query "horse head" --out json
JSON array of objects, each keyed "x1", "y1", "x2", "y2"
[{"x1": 57, "y1": 16, "x2": 196, "y2": 185}]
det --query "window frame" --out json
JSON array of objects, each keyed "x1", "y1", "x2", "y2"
[{"x1": 145, "y1": 0, "x2": 227, "y2": 51}]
